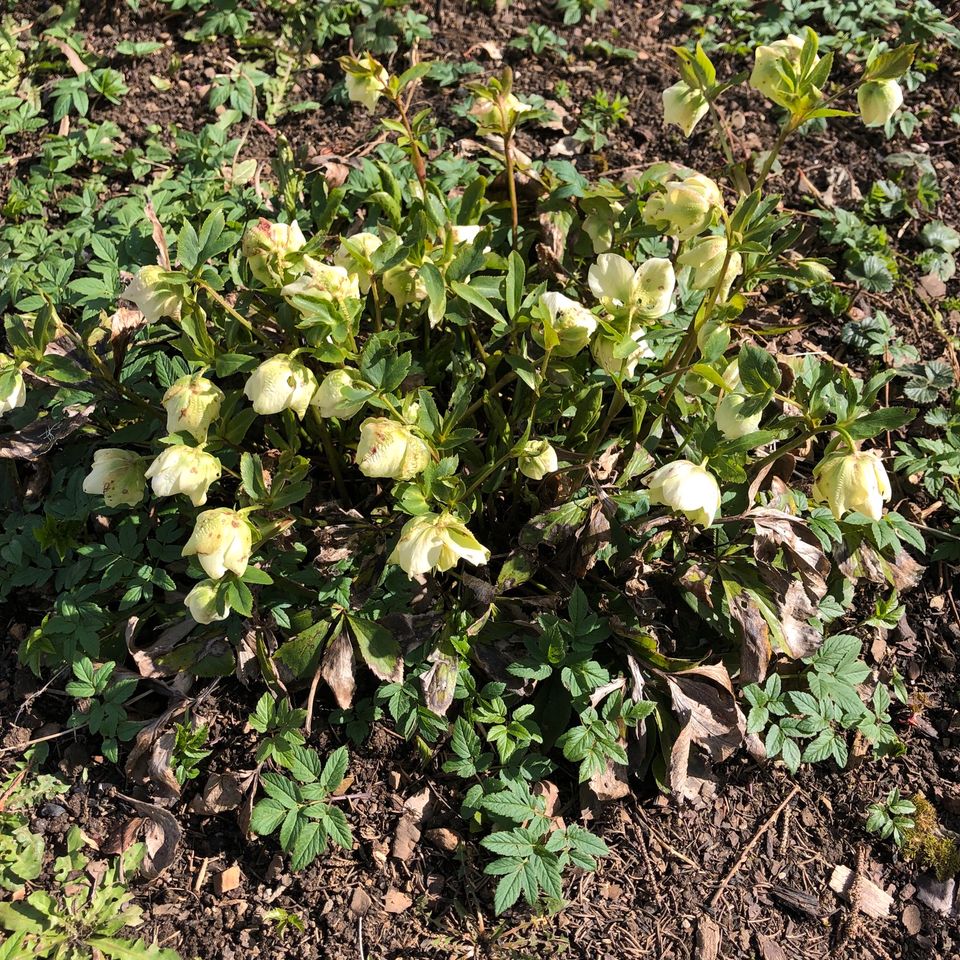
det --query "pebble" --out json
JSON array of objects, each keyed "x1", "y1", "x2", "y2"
[{"x1": 40, "y1": 803, "x2": 67, "y2": 818}]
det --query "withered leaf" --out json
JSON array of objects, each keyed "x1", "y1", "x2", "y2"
[
  {"x1": 320, "y1": 630, "x2": 356, "y2": 710},
  {"x1": 751, "y1": 508, "x2": 829, "y2": 600},
  {"x1": 115, "y1": 793, "x2": 181, "y2": 880},
  {"x1": 189, "y1": 771, "x2": 257, "y2": 816},
  {"x1": 728, "y1": 590, "x2": 771, "y2": 685}
]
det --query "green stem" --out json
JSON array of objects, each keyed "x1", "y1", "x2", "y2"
[
  {"x1": 196, "y1": 281, "x2": 273, "y2": 345},
  {"x1": 503, "y1": 131, "x2": 520, "y2": 251},
  {"x1": 392, "y1": 94, "x2": 427, "y2": 190},
  {"x1": 309, "y1": 408, "x2": 349, "y2": 501}
]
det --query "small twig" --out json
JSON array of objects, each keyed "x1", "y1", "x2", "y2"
[
  {"x1": 707, "y1": 784, "x2": 800, "y2": 910},
  {"x1": 304, "y1": 662, "x2": 324, "y2": 737},
  {"x1": 358, "y1": 915, "x2": 365, "y2": 960}
]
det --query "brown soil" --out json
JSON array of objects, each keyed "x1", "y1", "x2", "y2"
[{"x1": 3, "y1": 1, "x2": 960, "y2": 958}]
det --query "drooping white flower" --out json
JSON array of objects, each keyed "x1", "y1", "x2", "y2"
[
  {"x1": 645, "y1": 459, "x2": 721, "y2": 527},
  {"x1": 241, "y1": 219, "x2": 307, "y2": 286},
  {"x1": 382, "y1": 264, "x2": 428, "y2": 307},
  {"x1": 144, "y1": 445, "x2": 221, "y2": 507},
  {"x1": 389, "y1": 512, "x2": 490, "y2": 577},
  {"x1": 536, "y1": 292, "x2": 598, "y2": 357},
  {"x1": 591, "y1": 326, "x2": 654, "y2": 379},
  {"x1": 355, "y1": 418, "x2": 430, "y2": 481},
  {"x1": 333, "y1": 232, "x2": 382, "y2": 294},
  {"x1": 182, "y1": 507, "x2": 254, "y2": 580},
  {"x1": 662, "y1": 81, "x2": 709, "y2": 137},
  {"x1": 518, "y1": 440, "x2": 559, "y2": 480},
  {"x1": 677, "y1": 235, "x2": 742, "y2": 301},
  {"x1": 857, "y1": 79, "x2": 904, "y2": 128},
  {"x1": 749, "y1": 35, "x2": 817, "y2": 108},
  {"x1": 82, "y1": 449, "x2": 146, "y2": 507},
  {"x1": 123, "y1": 266, "x2": 182, "y2": 324},
  {"x1": 588, "y1": 254, "x2": 676, "y2": 318},
  {"x1": 184, "y1": 580, "x2": 230, "y2": 624},
  {"x1": 343, "y1": 54, "x2": 388, "y2": 112},
  {"x1": 161, "y1": 373, "x2": 224, "y2": 442},
  {"x1": 470, "y1": 92, "x2": 532, "y2": 133},
  {"x1": 642, "y1": 174, "x2": 723, "y2": 241},
  {"x1": 812, "y1": 448, "x2": 891, "y2": 521},
  {"x1": 312, "y1": 369, "x2": 366, "y2": 419},
  {"x1": 244, "y1": 354, "x2": 318, "y2": 420},
  {"x1": 281, "y1": 258, "x2": 359, "y2": 310},
  {"x1": 715, "y1": 392, "x2": 763, "y2": 440}
]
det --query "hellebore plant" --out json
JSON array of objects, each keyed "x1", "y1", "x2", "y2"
[{"x1": 3, "y1": 24, "x2": 928, "y2": 915}]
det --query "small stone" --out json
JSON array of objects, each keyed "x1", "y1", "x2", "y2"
[
  {"x1": 425, "y1": 828, "x2": 459, "y2": 852},
  {"x1": 903, "y1": 903, "x2": 922, "y2": 935},
  {"x1": 40, "y1": 803, "x2": 67, "y2": 819}
]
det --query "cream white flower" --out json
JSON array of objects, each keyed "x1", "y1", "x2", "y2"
[
  {"x1": 518, "y1": 440, "x2": 559, "y2": 480},
  {"x1": 162, "y1": 373, "x2": 224, "y2": 441},
  {"x1": 813, "y1": 448, "x2": 891, "y2": 521},
  {"x1": 382, "y1": 264, "x2": 428, "y2": 307},
  {"x1": 144, "y1": 445, "x2": 221, "y2": 507},
  {"x1": 857, "y1": 79, "x2": 904, "y2": 128},
  {"x1": 333, "y1": 232, "x2": 382, "y2": 294},
  {"x1": 588, "y1": 254, "x2": 676, "y2": 318},
  {"x1": 662, "y1": 81, "x2": 709, "y2": 137},
  {"x1": 450, "y1": 224, "x2": 483, "y2": 246},
  {"x1": 591, "y1": 327, "x2": 654, "y2": 378},
  {"x1": 749, "y1": 35, "x2": 816, "y2": 108},
  {"x1": 722, "y1": 358, "x2": 743, "y2": 393},
  {"x1": 356, "y1": 418, "x2": 430, "y2": 481},
  {"x1": 715, "y1": 392, "x2": 763, "y2": 440},
  {"x1": 244, "y1": 354, "x2": 318, "y2": 420},
  {"x1": 313, "y1": 368, "x2": 366, "y2": 419},
  {"x1": 281, "y1": 258, "x2": 359, "y2": 309},
  {"x1": 82, "y1": 449, "x2": 146, "y2": 507},
  {"x1": 537, "y1": 292, "x2": 598, "y2": 357},
  {"x1": 344, "y1": 55, "x2": 388, "y2": 112},
  {"x1": 182, "y1": 507, "x2": 254, "y2": 580},
  {"x1": 241, "y1": 219, "x2": 307, "y2": 286},
  {"x1": 123, "y1": 266, "x2": 182, "y2": 324},
  {"x1": 677, "y1": 235, "x2": 742, "y2": 301},
  {"x1": 0, "y1": 356, "x2": 26, "y2": 415},
  {"x1": 642, "y1": 174, "x2": 722, "y2": 241},
  {"x1": 646, "y1": 459, "x2": 721, "y2": 527},
  {"x1": 184, "y1": 580, "x2": 230, "y2": 624},
  {"x1": 389, "y1": 512, "x2": 490, "y2": 577},
  {"x1": 470, "y1": 92, "x2": 532, "y2": 133}
]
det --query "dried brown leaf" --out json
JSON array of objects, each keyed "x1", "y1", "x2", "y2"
[
  {"x1": 320, "y1": 630, "x2": 356, "y2": 710},
  {"x1": 0, "y1": 404, "x2": 95, "y2": 460}
]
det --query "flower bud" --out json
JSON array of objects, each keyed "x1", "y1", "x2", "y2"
[
  {"x1": 715, "y1": 392, "x2": 763, "y2": 440},
  {"x1": 581, "y1": 198, "x2": 623, "y2": 255},
  {"x1": 642, "y1": 174, "x2": 722, "y2": 241},
  {"x1": 588, "y1": 254, "x2": 676, "y2": 318},
  {"x1": 389, "y1": 512, "x2": 490, "y2": 577},
  {"x1": 162, "y1": 373, "x2": 224, "y2": 441},
  {"x1": 812, "y1": 448, "x2": 891, "y2": 521},
  {"x1": 144, "y1": 445, "x2": 221, "y2": 507},
  {"x1": 645, "y1": 459, "x2": 721, "y2": 527},
  {"x1": 123, "y1": 266, "x2": 182, "y2": 324},
  {"x1": 450, "y1": 224, "x2": 483, "y2": 246},
  {"x1": 470, "y1": 92, "x2": 532, "y2": 133},
  {"x1": 0, "y1": 356, "x2": 26, "y2": 415},
  {"x1": 677, "y1": 235, "x2": 742, "y2": 301},
  {"x1": 591, "y1": 327, "x2": 654, "y2": 379},
  {"x1": 334, "y1": 232, "x2": 382, "y2": 294},
  {"x1": 356, "y1": 418, "x2": 430, "y2": 481},
  {"x1": 281, "y1": 258, "x2": 359, "y2": 309},
  {"x1": 749, "y1": 35, "x2": 816, "y2": 108},
  {"x1": 518, "y1": 440, "x2": 559, "y2": 480},
  {"x1": 722, "y1": 358, "x2": 743, "y2": 393},
  {"x1": 382, "y1": 264, "x2": 428, "y2": 307},
  {"x1": 182, "y1": 507, "x2": 254, "y2": 580},
  {"x1": 244, "y1": 354, "x2": 318, "y2": 420},
  {"x1": 537, "y1": 292, "x2": 598, "y2": 357},
  {"x1": 241, "y1": 219, "x2": 306, "y2": 286},
  {"x1": 796, "y1": 259, "x2": 834, "y2": 284},
  {"x1": 343, "y1": 54, "x2": 388, "y2": 112},
  {"x1": 313, "y1": 368, "x2": 366, "y2": 419},
  {"x1": 857, "y1": 79, "x2": 903, "y2": 128},
  {"x1": 82, "y1": 449, "x2": 146, "y2": 507},
  {"x1": 184, "y1": 580, "x2": 230, "y2": 624},
  {"x1": 662, "y1": 81, "x2": 709, "y2": 137}
]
